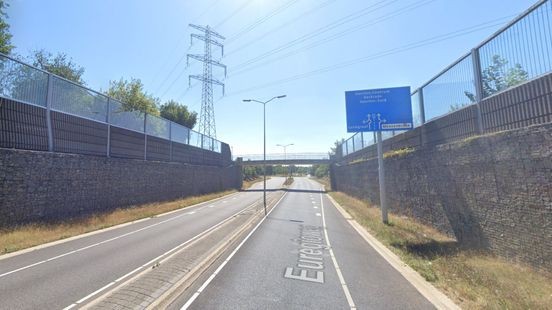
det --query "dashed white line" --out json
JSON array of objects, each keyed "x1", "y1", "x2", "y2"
[
  {"x1": 186, "y1": 211, "x2": 196, "y2": 215},
  {"x1": 315, "y1": 213, "x2": 321, "y2": 217},
  {"x1": 320, "y1": 187, "x2": 356, "y2": 309}
]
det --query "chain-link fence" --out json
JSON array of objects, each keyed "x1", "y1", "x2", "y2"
[{"x1": 340, "y1": 0, "x2": 552, "y2": 157}]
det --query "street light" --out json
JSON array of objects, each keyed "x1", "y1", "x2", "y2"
[
  {"x1": 276, "y1": 143, "x2": 294, "y2": 177},
  {"x1": 243, "y1": 95, "x2": 287, "y2": 216}
]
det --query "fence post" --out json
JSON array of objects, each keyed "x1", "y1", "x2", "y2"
[
  {"x1": 169, "y1": 122, "x2": 173, "y2": 162},
  {"x1": 45, "y1": 74, "x2": 54, "y2": 152},
  {"x1": 106, "y1": 97, "x2": 111, "y2": 158},
  {"x1": 144, "y1": 113, "x2": 148, "y2": 160},
  {"x1": 418, "y1": 88, "x2": 427, "y2": 147},
  {"x1": 360, "y1": 132, "x2": 364, "y2": 148},
  {"x1": 471, "y1": 48, "x2": 485, "y2": 134}
]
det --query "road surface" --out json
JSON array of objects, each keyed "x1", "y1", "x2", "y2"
[
  {"x1": 176, "y1": 177, "x2": 434, "y2": 309},
  {"x1": 0, "y1": 177, "x2": 285, "y2": 310}
]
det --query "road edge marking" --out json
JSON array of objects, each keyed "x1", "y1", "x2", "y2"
[
  {"x1": 320, "y1": 190, "x2": 357, "y2": 309},
  {"x1": 325, "y1": 193, "x2": 460, "y2": 310},
  {"x1": 0, "y1": 191, "x2": 242, "y2": 261},
  {"x1": 180, "y1": 192, "x2": 289, "y2": 309},
  {"x1": 74, "y1": 195, "x2": 268, "y2": 310}
]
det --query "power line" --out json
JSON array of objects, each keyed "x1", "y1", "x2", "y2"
[
  {"x1": 225, "y1": 0, "x2": 337, "y2": 57},
  {"x1": 227, "y1": 0, "x2": 400, "y2": 69},
  {"x1": 214, "y1": 0, "x2": 255, "y2": 29},
  {"x1": 229, "y1": 0, "x2": 437, "y2": 78},
  {"x1": 149, "y1": 0, "x2": 222, "y2": 92},
  {"x1": 224, "y1": 18, "x2": 513, "y2": 97},
  {"x1": 225, "y1": 0, "x2": 301, "y2": 44},
  {"x1": 193, "y1": 0, "x2": 223, "y2": 23},
  {"x1": 187, "y1": 24, "x2": 227, "y2": 139}
]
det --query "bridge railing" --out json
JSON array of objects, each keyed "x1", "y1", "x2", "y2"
[
  {"x1": 339, "y1": 0, "x2": 552, "y2": 158},
  {"x1": 0, "y1": 52, "x2": 226, "y2": 160},
  {"x1": 236, "y1": 153, "x2": 330, "y2": 162}
]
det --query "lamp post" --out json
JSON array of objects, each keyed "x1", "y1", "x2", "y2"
[
  {"x1": 276, "y1": 143, "x2": 294, "y2": 177},
  {"x1": 243, "y1": 95, "x2": 287, "y2": 216}
]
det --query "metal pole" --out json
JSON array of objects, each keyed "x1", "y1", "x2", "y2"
[
  {"x1": 144, "y1": 113, "x2": 148, "y2": 160},
  {"x1": 471, "y1": 48, "x2": 485, "y2": 134},
  {"x1": 106, "y1": 97, "x2": 111, "y2": 158},
  {"x1": 45, "y1": 74, "x2": 54, "y2": 152},
  {"x1": 169, "y1": 122, "x2": 173, "y2": 162},
  {"x1": 263, "y1": 102, "x2": 267, "y2": 216},
  {"x1": 376, "y1": 131, "x2": 388, "y2": 224}
]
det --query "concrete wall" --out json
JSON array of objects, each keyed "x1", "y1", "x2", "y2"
[
  {"x1": 331, "y1": 123, "x2": 552, "y2": 271},
  {"x1": 0, "y1": 148, "x2": 242, "y2": 227}
]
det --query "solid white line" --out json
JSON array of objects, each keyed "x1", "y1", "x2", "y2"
[
  {"x1": 320, "y1": 187, "x2": 357, "y2": 310},
  {"x1": 63, "y1": 198, "x2": 266, "y2": 308},
  {"x1": 0, "y1": 191, "x2": 243, "y2": 262},
  {"x1": 0, "y1": 194, "x2": 263, "y2": 279},
  {"x1": 180, "y1": 192, "x2": 289, "y2": 310}
]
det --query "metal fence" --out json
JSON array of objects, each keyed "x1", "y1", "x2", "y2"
[
  {"x1": 340, "y1": 0, "x2": 552, "y2": 157},
  {"x1": 0, "y1": 52, "x2": 224, "y2": 158},
  {"x1": 236, "y1": 153, "x2": 330, "y2": 161}
]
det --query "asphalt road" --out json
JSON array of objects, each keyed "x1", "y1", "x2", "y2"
[
  {"x1": 179, "y1": 177, "x2": 435, "y2": 310},
  {"x1": 0, "y1": 177, "x2": 285, "y2": 310}
]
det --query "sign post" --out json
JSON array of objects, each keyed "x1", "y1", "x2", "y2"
[{"x1": 345, "y1": 86, "x2": 412, "y2": 224}]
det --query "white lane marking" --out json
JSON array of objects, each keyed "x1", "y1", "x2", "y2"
[
  {"x1": 208, "y1": 205, "x2": 215, "y2": 208},
  {"x1": 0, "y1": 191, "x2": 243, "y2": 262},
  {"x1": 313, "y1": 206, "x2": 319, "y2": 209},
  {"x1": 181, "y1": 193, "x2": 289, "y2": 310},
  {"x1": 63, "y1": 198, "x2": 264, "y2": 309},
  {"x1": 311, "y1": 201, "x2": 316, "y2": 204},
  {"x1": 320, "y1": 187, "x2": 357, "y2": 310},
  {"x1": 186, "y1": 211, "x2": 196, "y2": 215},
  {"x1": 315, "y1": 213, "x2": 321, "y2": 217},
  {"x1": 222, "y1": 201, "x2": 228, "y2": 203},
  {"x1": 0, "y1": 194, "x2": 255, "y2": 279}
]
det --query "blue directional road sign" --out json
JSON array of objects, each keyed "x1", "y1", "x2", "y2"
[{"x1": 345, "y1": 86, "x2": 413, "y2": 132}]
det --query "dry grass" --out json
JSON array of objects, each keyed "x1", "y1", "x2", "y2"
[
  {"x1": 241, "y1": 177, "x2": 270, "y2": 190},
  {"x1": 329, "y1": 191, "x2": 552, "y2": 309},
  {"x1": 0, "y1": 190, "x2": 235, "y2": 255},
  {"x1": 383, "y1": 147, "x2": 415, "y2": 159}
]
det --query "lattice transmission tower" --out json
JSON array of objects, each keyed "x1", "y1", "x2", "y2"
[{"x1": 187, "y1": 24, "x2": 226, "y2": 140}]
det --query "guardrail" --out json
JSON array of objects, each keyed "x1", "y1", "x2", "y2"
[
  {"x1": 0, "y1": 52, "x2": 224, "y2": 157},
  {"x1": 339, "y1": 0, "x2": 552, "y2": 157}
]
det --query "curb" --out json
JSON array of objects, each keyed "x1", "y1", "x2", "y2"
[
  {"x1": 0, "y1": 191, "x2": 240, "y2": 261},
  {"x1": 325, "y1": 193, "x2": 460, "y2": 310}
]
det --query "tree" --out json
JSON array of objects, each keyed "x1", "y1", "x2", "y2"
[
  {"x1": 0, "y1": 0, "x2": 13, "y2": 54},
  {"x1": 329, "y1": 139, "x2": 345, "y2": 155},
  {"x1": 160, "y1": 100, "x2": 198, "y2": 128},
  {"x1": 459, "y1": 55, "x2": 529, "y2": 111},
  {"x1": 106, "y1": 78, "x2": 159, "y2": 115},
  {"x1": 482, "y1": 55, "x2": 528, "y2": 97},
  {"x1": 29, "y1": 49, "x2": 85, "y2": 84}
]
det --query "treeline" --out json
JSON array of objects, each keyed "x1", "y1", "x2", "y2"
[
  {"x1": 243, "y1": 164, "x2": 329, "y2": 180},
  {"x1": 0, "y1": 1, "x2": 197, "y2": 129}
]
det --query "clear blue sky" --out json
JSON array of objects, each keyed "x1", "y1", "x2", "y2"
[{"x1": 8, "y1": 0, "x2": 537, "y2": 155}]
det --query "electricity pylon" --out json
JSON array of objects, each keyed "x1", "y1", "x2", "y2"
[{"x1": 187, "y1": 24, "x2": 226, "y2": 141}]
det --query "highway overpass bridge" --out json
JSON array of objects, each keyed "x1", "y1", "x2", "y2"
[{"x1": 235, "y1": 153, "x2": 331, "y2": 166}]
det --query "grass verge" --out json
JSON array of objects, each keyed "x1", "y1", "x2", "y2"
[
  {"x1": 283, "y1": 177, "x2": 294, "y2": 186},
  {"x1": 0, "y1": 190, "x2": 235, "y2": 255},
  {"x1": 241, "y1": 177, "x2": 271, "y2": 190},
  {"x1": 329, "y1": 191, "x2": 552, "y2": 309}
]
